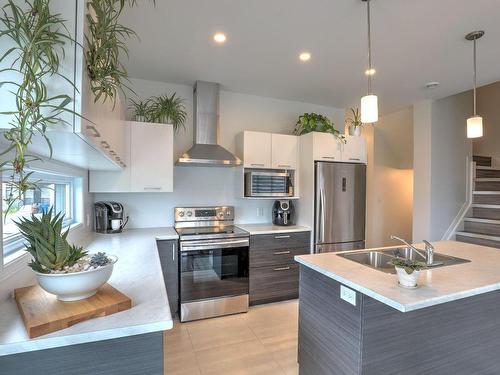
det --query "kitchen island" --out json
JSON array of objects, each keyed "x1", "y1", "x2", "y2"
[
  {"x1": 0, "y1": 228, "x2": 177, "y2": 375},
  {"x1": 295, "y1": 240, "x2": 500, "y2": 375}
]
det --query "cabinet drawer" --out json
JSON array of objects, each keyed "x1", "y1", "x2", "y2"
[
  {"x1": 249, "y1": 263, "x2": 299, "y2": 305},
  {"x1": 250, "y1": 231, "x2": 310, "y2": 251},
  {"x1": 250, "y1": 246, "x2": 308, "y2": 268}
]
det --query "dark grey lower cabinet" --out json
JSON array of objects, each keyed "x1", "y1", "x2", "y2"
[
  {"x1": 157, "y1": 239, "x2": 179, "y2": 317},
  {"x1": 0, "y1": 332, "x2": 163, "y2": 375},
  {"x1": 249, "y1": 231, "x2": 310, "y2": 305}
]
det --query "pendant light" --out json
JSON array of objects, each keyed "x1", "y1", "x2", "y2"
[
  {"x1": 360, "y1": 0, "x2": 378, "y2": 124},
  {"x1": 466, "y1": 30, "x2": 485, "y2": 139}
]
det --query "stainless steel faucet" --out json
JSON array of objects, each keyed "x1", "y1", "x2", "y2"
[{"x1": 390, "y1": 235, "x2": 438, "y2": 266}]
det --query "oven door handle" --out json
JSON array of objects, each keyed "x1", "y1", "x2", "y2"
[{"x1": 181, "y1": 239, "x2": 249, "y2": 252}]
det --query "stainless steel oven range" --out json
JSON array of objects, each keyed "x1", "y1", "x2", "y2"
[{"x1": 174, "y1": 206, "x2": 249, "y2": 322}]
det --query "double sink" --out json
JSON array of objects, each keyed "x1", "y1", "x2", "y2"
[{"x1": 337, "y1": 247, "x2": 470, "y2": 274}]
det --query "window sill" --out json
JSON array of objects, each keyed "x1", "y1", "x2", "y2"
[{"x1": 0, "y1": 222, "x2": 84, "y2": 282}]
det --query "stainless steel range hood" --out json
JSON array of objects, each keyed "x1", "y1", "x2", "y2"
[{"x1": 176, "y1": 81, "x2": 242, "y2": 167}]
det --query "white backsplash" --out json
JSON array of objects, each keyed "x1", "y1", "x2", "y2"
[{"x1": 94, "y1": 166, "x2": 274, "y2": 228}]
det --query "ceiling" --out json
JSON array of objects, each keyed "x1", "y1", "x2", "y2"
[{"x1": 121, "y1": 0, "x2": 500, "y2": 114}]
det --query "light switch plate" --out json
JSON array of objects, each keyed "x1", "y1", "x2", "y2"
[{"x1": 340, "y1": 285, "x2": 357, "y2": 306}]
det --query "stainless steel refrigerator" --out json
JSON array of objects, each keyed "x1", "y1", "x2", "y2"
[{"x1": 314, "y1": 162, "x2": 366, "y2": 253}]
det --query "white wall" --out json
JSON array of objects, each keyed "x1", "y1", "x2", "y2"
[
  {"x1": 474, "y1": 81, "x2": 500, "y2": 166},
  {"x1": 96, "y1": 78, "x2": 345, "y2": 227},
  {"x1": 365, "y1": 107, "x2": 413, "y2": 248},
  {"x1": 412, "y1": 91, "x2": 473, "y2": 242}
]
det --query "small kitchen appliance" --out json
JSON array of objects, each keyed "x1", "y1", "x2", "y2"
[
  {"x1": 94, "y1": 201, "x2": 128, "y2": 234},
  {"x1": 272, "y1": 200, "x2": 296, "y2": 226},
  {"x1": 175, "y1": 206, "x2": 250, "y2": 322}
]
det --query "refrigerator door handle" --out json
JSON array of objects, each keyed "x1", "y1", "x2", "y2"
[{"x1": 318, "y1": 188, "x2": 326, "y2": 244}]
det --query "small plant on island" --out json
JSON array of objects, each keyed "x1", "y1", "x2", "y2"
[{"x1": 389, "y1": 257, "x2": 426, "y2": 275}]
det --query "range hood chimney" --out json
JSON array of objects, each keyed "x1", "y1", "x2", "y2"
[{"x1": 176, "y1": 81, "x2": 242, "y2": 167}]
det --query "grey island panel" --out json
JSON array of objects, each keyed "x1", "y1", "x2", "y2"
[{"x1": 298, "y1": 265, "x2": 500, "y2": 375}]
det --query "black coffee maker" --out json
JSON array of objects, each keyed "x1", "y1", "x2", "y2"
[
  {"x1": 94, "y1": 201, "x2": 129, "y2": 233},
  {"x1": 272, "y1": 200, "x2": 295, "y2": 226}
]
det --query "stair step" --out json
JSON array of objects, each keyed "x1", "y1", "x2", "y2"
[
  {"x1": 475, "y1": 179, "x2": 500, "y2": 191},
  {"x1": 464, "y1": 219, "x2": 500, "y2": 236},
  {"x1": 476, "y1": 169, "x2": 500, "y2": 178},
  {"x1": 473, "y1": 192, "x2": 500, "y2": 204},
  {"x1": 456, "y1": 231, "x2": 500, "y2": 248},
  {"x1": 472, "y1": 205, "x2": 500, "y2": 220},
  {"x1": 472, "y1": 204, "x2": 500, "y2": 209},
  {"x1": 476, "y1": 166, "x2": 500, "y2": 170},
  {"x1": 473, "y1": 155, "x2": 492, "y2": 167}
]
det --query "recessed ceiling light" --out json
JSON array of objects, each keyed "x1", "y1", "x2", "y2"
[
  {"x1": 365, "y1": 68, "x2": 376, "y2": 76},
  {"x1": 213, "y1": 33, "x2": 227, "y2": 44},
  {"x1": 425, "y1": 81, "x2": 440, "y2": 89},
  {"x1": 299, "y1": 52, "x2": 311, "y2": 62}
]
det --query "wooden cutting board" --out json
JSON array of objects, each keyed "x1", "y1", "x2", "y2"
[{"x1": 14, "y1": 283, "x2": 132, "y2": 339}]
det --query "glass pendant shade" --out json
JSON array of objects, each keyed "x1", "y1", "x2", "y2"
[
  {"x1": 361, "y1": 94, "x2": 378, "y2": 123},
  {"x1": 467, "y1": 116, "x2": 483, "y2": 138}
]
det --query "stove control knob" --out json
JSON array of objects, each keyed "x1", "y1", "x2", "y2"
[
  {"x1": 226, "y1": 210, "x2": 231, "y2": 217},
  {"x1": 187, "y1": 211, "x2": 193, "y2": 217},
  {"x1": 178, "y1": 211, "x2": 185, "y2": 217},
  {"x1": 218, "y1": 212, "x2": 224, "y2": 218}
]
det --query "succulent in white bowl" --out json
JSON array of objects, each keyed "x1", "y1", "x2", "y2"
[
  {"x1": 16, "y1": 209, "x2": 117, "y2": 301},
  {"x1": 389, "y1": 257, "x2": 426, "y2": 289}
]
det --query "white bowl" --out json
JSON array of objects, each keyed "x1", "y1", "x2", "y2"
[{"x1": 34, "y1": 255, "x2": 118, "y2": 301}]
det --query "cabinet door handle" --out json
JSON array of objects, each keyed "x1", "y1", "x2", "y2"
[
  {"x1": 144, "y1": 187, "x2": 162, "y2": 190},
  {"x1": 274, "y1": 235, "x2": 291, "y2": 239},
  {"x1": 278, "y1": 164, "x2": 291, "y2": 168},
  {"x1": 273, "y1": 266, "x2": 291, "y2": 271},
  {"x1": 274, "y1": 250, "x2": 291, "y2": 255},
  {"x1": 349, "y1": 158, "x2": 360, "y2": 161},
  {"x1": 251, "y1": 163, "x2": 265, "y2": 167},
  {"x1": 86, "y1": 125, "x2": 101, "y2": 137},
  {"x1": 172, "y1": 243, "x2": 175, "y2": 261},
  {"x1": 323, "y1": 156, "x2": 336, "y2": 160},
  {"x1": 101, "y1": 141, "x2": 110, "y2": 149}
]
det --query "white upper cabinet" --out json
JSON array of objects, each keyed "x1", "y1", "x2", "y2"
[
  {"x1": 130, "y1": 122, "x2": 173, "y2": 192},
  {"x1": 311, "y1": 132, "x2": 342, "y2": 162},
  {"x1": 271, "y1": 134, "x2": 298, "y2": 169},
  {"x1": 89, "y1": 122, "x2": 173, "y2": 193},
  {"x1": 237, "y1": 131, "x2": 272, "y2": 169},
  {"x1": 342, "y1": 136, "x2": 367, "y2": 164}
]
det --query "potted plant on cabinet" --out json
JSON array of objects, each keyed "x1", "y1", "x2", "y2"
[
  {"x1": 345, "y1": 107, "x2": 363, "y2": 136},
  {"x1": 390, "y1": 257, "x2": 426, "y2": 289},
  {"x1": 293, "y1": 113, "x2": 345, "y2": 143},
  {"x1": 15, "y1": 209, "x2": 117, "y2": 301},
  {"x1": 128, "y1": 93, "x2": 188, "y2": 132}
]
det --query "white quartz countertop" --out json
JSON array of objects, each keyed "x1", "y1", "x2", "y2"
[
  {"x1": 0, "y1": 227, "x2": 177, "y2": 356},
  {"x1": 236, "y1": 223, "x2": 311, "y2": 235},
  {"x1": 295, "y1": 240, "x2": 500, "y2": 313}
]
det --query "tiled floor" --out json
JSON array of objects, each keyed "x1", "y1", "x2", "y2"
[{"x1": 164, "y1": 300, "x2": 299, "y2": 375}]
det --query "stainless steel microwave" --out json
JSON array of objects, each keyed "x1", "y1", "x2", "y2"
[{"x1": 244, "y1": 171, "x2": 294, "y2": 197}]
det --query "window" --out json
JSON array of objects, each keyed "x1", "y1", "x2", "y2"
[{"x1": 2, "y1": 170, "x2": 81, "y2": 263}]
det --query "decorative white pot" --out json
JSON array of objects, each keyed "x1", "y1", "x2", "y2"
[
  {"x1": 348, "y1": 125, "x2": 362, "y2": 136},
  {"x1": 395, "y1": 266, "x2": 420, "y2": 288},
  {"x1": 34, "y1": 255, "x2": 118, "y2": 301}
]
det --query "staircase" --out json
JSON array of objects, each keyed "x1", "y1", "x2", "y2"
[{"x1": 456, "y1": 155, "x2": 500, "y2": 248}]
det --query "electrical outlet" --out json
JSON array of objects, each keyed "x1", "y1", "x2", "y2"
[
  {"x1": 340, "y1": 285, "x2": 357, "y2": 306},
  {"x1": 86, "y1": 213, "x2": 90, "y2": 227},
  {"x1": 257, "y1": 207, "x2": 264, "y2": 217}
]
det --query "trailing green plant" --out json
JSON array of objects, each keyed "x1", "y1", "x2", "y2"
[
  {"x1": 345, "y1": 107, "x2": 363, "y2": 128},
  {"x1": 15, "y1": 208, "x2": 87, "y2": 273},
  {"x1": 389, "y1": 257, "x2": 426, "y2": 275},
  {"x1": 294, "y1": 113, "x2": 345, "y2": 142},
  {"x1": 0, "y1": 0, "x2": 76, "y2": 215},
  {"x1": 85, "y1": 0, "x2": 155, "y2": 106}
]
